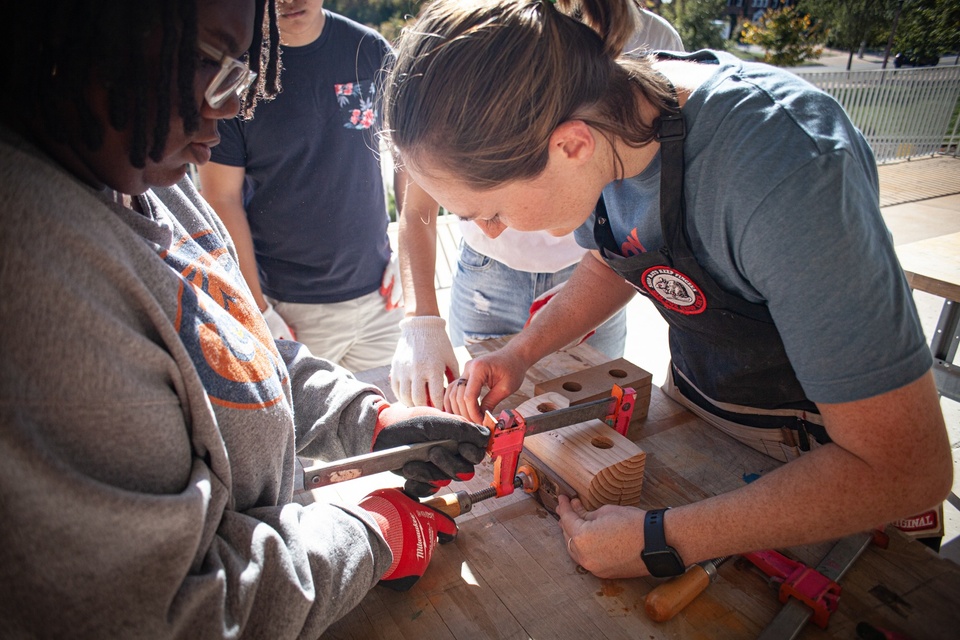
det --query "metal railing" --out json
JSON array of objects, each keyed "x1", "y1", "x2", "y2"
[{"x1": 794, "y1": 65, "x2": 960, "y2": 163}]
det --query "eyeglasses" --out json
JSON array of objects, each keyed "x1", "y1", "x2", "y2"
[{"x1": 198, "y1": 41, "x2": 257, "y2": 109}]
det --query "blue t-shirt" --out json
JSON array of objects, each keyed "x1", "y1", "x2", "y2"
[
  {"x1": 575, "y1": 51, "x2": 931, "y2": 405},
  {"x1": 212, "y1": 11, "x2": 392, "y2": 303}
]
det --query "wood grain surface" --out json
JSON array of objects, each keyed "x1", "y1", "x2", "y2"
[{"x1": 303, "y1": 338, "x2": 959, "y2": 640}]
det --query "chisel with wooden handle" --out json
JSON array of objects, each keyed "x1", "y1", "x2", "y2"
[{"x1": 644, "y1": 556, "x2": 730, "y2": 622}]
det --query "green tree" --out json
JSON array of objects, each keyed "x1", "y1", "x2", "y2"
[
  {"x1": 894, "y1": 0, "x2": 960, "y2": 62},
  {"x1": 659, "y1": 0, "x2": 727, "y2": 51},
  {"x1": 741, "y1": 6, "x2": 825, "y2": 67},
  {"x1": 800, "y1": 0, "x2": 897, "y2": 70},
  {"x1": 325, "y1": 0, "x2": 423, "y2": 39}
]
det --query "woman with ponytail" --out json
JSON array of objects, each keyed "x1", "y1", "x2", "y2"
[{"x1": 384, "y1": 0, "x2": 951, "y2": 578}]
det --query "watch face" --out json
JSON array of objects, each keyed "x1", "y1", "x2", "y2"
[{"x1": 642, "y1": 549, "x2": 686, "y2": 578}]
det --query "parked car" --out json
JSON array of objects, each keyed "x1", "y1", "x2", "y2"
[{"x1": 894, "y1": 51, "x2": 940, "y2": 68}]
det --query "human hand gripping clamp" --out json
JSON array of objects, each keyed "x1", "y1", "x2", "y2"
[
  {"x1": 483, "y1": 384, "x2": 636, "y2": 497},
  {"x1": 302, "y1": 385, "x2": 636, "y2": 509}
]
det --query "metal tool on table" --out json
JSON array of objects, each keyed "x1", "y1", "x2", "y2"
[
  {"x1": 753, "y1": 531, "x2": 877, "y2": 639},
  {"x1": 644, "y1": 556, "x2": 730, "y2": 622},
  {"x1": 420, "y1": 466, "x2": 540, "y2": 518},
  {"x1": 643, "y1": 528, "x2": 883, "y2": 627},
  {"x1": 301, "y1": 385, "x2": 636, "y2": 500}
]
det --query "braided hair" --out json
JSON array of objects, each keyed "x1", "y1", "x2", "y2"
[{"x1": 8, "y1": 0, "x2": 281, "y2": 169}]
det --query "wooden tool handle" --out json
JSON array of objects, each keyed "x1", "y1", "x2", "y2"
[
  {"x1": 421, "y1": 493, "x2": 462, "y2": 518},
  {"x1": 644, "y1": 564, "x2": 711, "y2": 622}
]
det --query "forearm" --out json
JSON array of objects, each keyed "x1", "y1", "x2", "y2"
[
  {"x1": 396, "y1": 176, "x2": 442, "y2": 317},
  {"x1": 563, "y1": 372, "x2": 952, "y2": 578},
  {"x1": 507, "y1": 251, "x2": 635, "y2": 368},
  {"x1": 667, "y1": 371, "x2": 952, "y2": 567},
  {"x1": 211, "y1": 199, "x2": 267, "y2": 309},
  {"x1": 278, "y1": 339, "x2": 384, "y2": 460},
  {"x1": 196, "y1": 163, "x2": 266, "y2": 310},
  {"x1": 398, "y1": 214, "x2": 440, "y2": 316}
]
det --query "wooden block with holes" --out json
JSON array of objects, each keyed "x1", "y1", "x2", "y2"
[
  {"x1": 533, "y1": 357, "x2": 652, "y2": 440},
  {"x1": 515, "y1": 393, "x2": 645, "y2": 513}
]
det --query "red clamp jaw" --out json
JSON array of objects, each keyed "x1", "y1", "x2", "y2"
[
  {"x1": 483, "y1": 384, "x2": 636, "y2": 497},
  {"x1": 743, "y1": 549, "x2": 841, "y2": 628},
  {"x1": 484, "y1": 409, "x2": 527, "y2": 497},
  {"x1": 605, "y1": 385, "x2": 636, "y2": 436}
]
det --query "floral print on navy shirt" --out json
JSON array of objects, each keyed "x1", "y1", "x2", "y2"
[{"x1": 335, "y1": 79, "x2": 377, "y2": 130}]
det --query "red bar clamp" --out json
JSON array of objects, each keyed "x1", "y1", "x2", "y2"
[
  {"x1": 605, "y1": 385, "x2": 636, "y2": 436},
  {"x1": 483, "y1": 385, "x2": 636, "y2": 498},
  {"x1": 483, "y1": 409, "x2": 527, "y2": 497},
  {"x1": 743, "y1": 549, "x2": 841, "y2": 628}
]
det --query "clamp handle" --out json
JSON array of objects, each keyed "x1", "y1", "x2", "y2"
[
  {"x1": 483, "y1": 409, "x2": 527, "y2": 497},
  {"x1": 605, "y1": 385, "x2": 636, "y2": 436},
  {"x1": 743, "y1": 550, "x2": 841, "y2": 628}
]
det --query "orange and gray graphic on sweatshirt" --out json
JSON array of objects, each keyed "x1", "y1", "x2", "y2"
[{"x1": 161, "y1": 229, "x2": 287, "y2": 410}]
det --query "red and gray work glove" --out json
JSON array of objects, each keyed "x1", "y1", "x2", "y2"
[
  {"x1": 380, "y1": 254, "x2": 404, "y2": 311},
  {"x1": 390, "y1": 316, "x2": 459, "y2": 408},
  {"x1": 372, "y1": 402, "x2": 490, "y2": 497},
  {"x1": 359, "y1": 488, "x2": 457, "y2": 591},
  {"x1": 261, "y1": 301, "x2": 296, "y2": 341},
  {"x1": 525, "y1": 282, "x2": 595, "y2": 346}
]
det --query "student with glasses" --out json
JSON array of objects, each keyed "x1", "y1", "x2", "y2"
[
  {"x1": 1, "y1": 1, "x2": 490, "y2": 636},
  {"x1": 198, "y1": 41, "x2": 259, "y2": 109}
]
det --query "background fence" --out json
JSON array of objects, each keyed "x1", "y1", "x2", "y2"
[{"x1": 795, "y1": 65, "x2": 960, "y2": 163}]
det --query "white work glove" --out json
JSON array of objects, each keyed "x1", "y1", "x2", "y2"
[
  {"x1": 391, "y1": 316, "x2": 459, "y2": 408},
  {"x1": 380, "y1": 254, "x2": 404, "y2": 311},
  {"x1": 262, "y1": 301, "x2": 296, "y2": 341},
  {"x1": 526, "y1": 282, "x2": 595, "y2": 347}
]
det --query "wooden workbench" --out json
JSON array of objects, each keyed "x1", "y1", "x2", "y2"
[
  {"x1": 304, "y1": 338, "x2": 960, "y2": 639},
  {"x1": 897, "y1": 231, "x2": 960, "y2": 402}
]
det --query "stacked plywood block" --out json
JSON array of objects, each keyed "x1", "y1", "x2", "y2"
[
  {"x1": 533, "y1": 357, "x2": 652, "y2": 440},
  {"x1": 515, "y1": 388, "x2": 647, "y2": 513}
]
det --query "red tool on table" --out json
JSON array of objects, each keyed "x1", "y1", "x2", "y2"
[
  {"x1": 301, "y1": 385, "x2": 636, "y2": 501},
  {"x1": 644, "y1": 530, "x2": 884, "y2": 632},
  {"x1": 753, "y1": 531, "x2": 879, "y2": 639},
  {"x1": 743, "y1": 548, "x2": 842, "y2": 629}
]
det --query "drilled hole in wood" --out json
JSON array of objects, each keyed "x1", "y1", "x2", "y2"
[
  {"x1": 536, "y1": 402, "x2": 558, "y2": 413},
  {"x1": 562, "y1": 382, "x2": 583, "y2": 392},
  {"x1": 591, "y1": 436, "x2": 614, "y2": 449},
  {"x1": 608, "y1": 369, "x2": 627, "y2": 378}
]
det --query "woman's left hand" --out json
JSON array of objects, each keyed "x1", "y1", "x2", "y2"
[{"x1": 556, "y1": 495, "x2": 649, "y2": 578}]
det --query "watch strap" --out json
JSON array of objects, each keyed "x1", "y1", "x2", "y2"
[
  {"x1": 642, "y1": 508, "x2": 686, "y2": 577},
  {"x1": 644, "y1": 508, "x2": 669, "y2": 550}
]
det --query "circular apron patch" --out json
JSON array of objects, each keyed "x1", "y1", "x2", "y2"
[{"x1": 641, "y1": 266, "x2": 707, "y2": 315}]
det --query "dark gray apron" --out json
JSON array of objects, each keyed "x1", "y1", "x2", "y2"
[{"x1": 592, "y1": 93, "x2": 828, "y2": 449}]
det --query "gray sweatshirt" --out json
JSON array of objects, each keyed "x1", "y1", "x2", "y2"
[{"x1": 0, "y1": 127, "x2": 392, "y2": 638}]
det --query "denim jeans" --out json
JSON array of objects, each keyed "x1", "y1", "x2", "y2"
[{"x1": 448, "y1": 242, "x2": 627, "y2": 359}]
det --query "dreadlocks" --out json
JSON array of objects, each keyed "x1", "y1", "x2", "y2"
[{"x1": 8, "y1": 0, "x2": 281, "y2": 169}]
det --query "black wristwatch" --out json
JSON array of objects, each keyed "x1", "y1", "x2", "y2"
[{"x1": 641, "y1": 508, "x2": 686, "y2": 578}]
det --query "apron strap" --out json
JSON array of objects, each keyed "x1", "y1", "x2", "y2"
[{"x1": 655, "y1": 87, "x2": 689, "y2": 258}]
